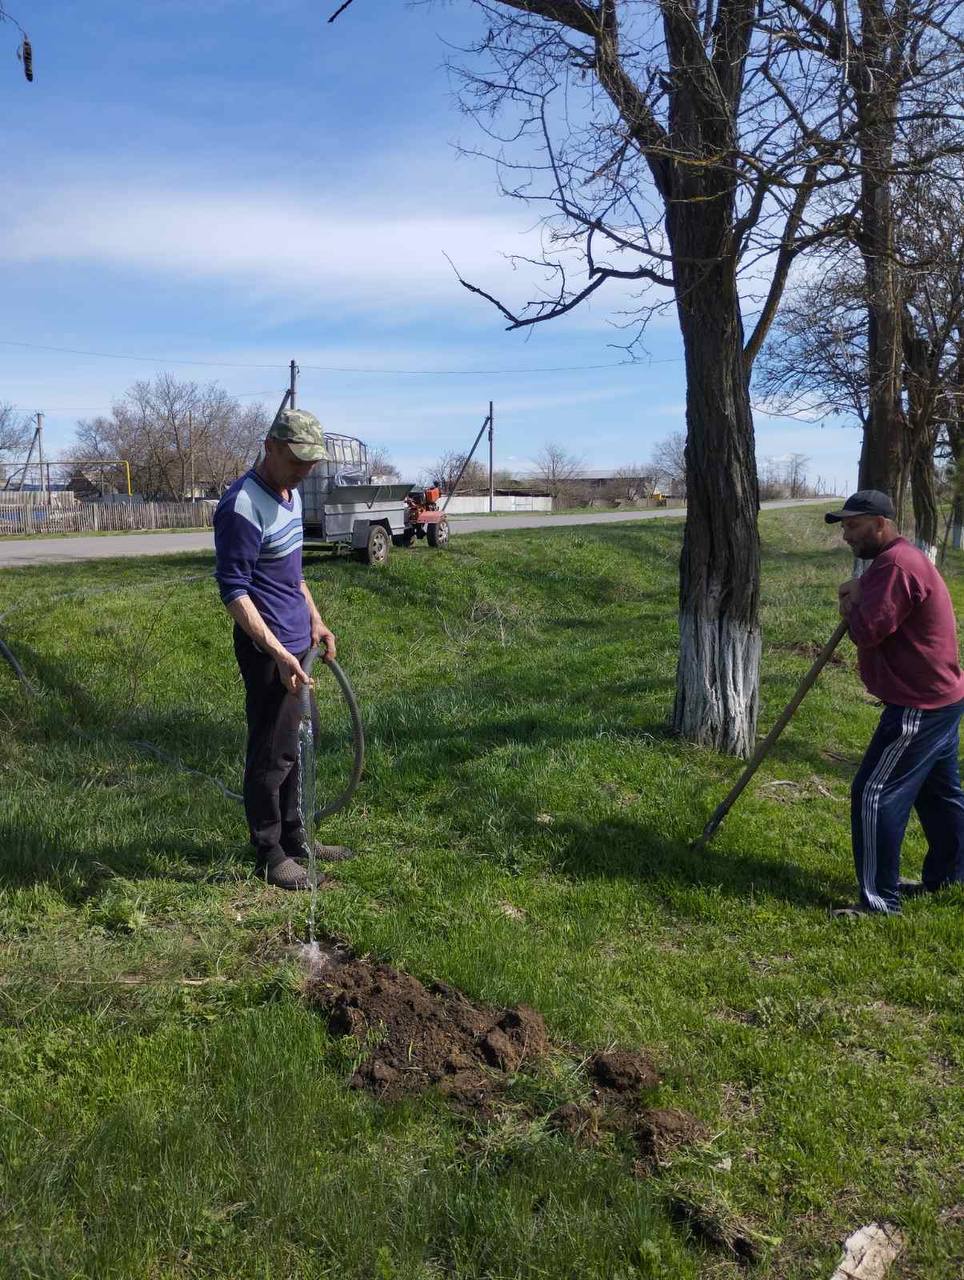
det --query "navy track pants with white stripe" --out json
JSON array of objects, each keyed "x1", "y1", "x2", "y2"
[{"x1": 851, "y1": 699, "x2": 964, "y2": 913}]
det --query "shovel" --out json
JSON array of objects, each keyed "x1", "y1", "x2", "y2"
[{"x1": 691, "y1": 618, "x2": 850, "y2": 850}]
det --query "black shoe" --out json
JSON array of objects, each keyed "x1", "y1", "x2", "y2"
[
  {"x1": 898, "y1": 877, "x2": 928, "y2": 898},
  {"x1": 284, "y1": 833, "x2": 356, "y2": 864}
]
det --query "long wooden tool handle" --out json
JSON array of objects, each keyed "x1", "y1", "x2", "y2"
[{"x1": 692, "y1": 618, "x2": 850, "y2": 849}]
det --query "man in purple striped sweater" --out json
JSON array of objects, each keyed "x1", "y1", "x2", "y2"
[
  {"x1": 827, "y1": 490, "x2": 964, "y2": 916},
  {"x1": 214, "y1": 409, "x2": 352, "y2": 890}
]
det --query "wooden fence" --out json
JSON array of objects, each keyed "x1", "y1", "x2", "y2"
[{"x1": 0, "y1": 501, "x2": 216, "y2": 537}]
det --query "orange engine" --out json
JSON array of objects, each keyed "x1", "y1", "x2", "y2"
[{"x1": 423, "y1": 485, "x2": 441, "y2": 505}]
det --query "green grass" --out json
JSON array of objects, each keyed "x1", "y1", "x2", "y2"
[{"x1": 0, "y1": 511, "x2": 961, "y2": 1279}]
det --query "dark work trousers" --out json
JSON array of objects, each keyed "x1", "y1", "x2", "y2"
[
  {"x1": 851, "y1": 698, "x2": 964, "y2": 913},
  {"x1": 233, "y1": 626, "x2": 318, "y2": 868}
]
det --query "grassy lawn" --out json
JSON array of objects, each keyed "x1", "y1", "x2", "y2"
[{"x1": 0, "y1": 510, "x2": 961, "y2": 1279}]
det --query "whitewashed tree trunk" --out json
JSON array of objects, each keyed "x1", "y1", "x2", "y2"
[
  {"x1": 669, "y1": 249, "x2": 761, "y2": 759},
  {"x1": 675, "y1": 612, "x2": 761, "y2": 758},
  {"x1": 913, "y1": 538, "x2": 937, "y2": 563}
]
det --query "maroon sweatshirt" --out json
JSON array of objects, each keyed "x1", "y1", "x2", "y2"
[{"x1": 848, "y1": 537, "x2": 964, "y2": 709}]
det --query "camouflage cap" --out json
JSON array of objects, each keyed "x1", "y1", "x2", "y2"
[{"x1": 268, "y1": 408, "x2": 327, "y2": 462}]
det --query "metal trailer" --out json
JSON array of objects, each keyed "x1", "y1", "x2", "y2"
[{"x1": 300, "y1": 433, "x2": 449, "y2": 565}]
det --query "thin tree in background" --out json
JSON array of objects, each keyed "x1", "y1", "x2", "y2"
[
  {"x1": 759, "y1": 142, "x2": 964, "y2": 554},
  {"x1": 650, "y1": 432, "x2": 687, "y2": 495},
  {"x1": 756, "y1": 262, "x2": 869, "y2": 430},
  {"x1": 366, "y1": 447, "x2": 401, "y2": 479},
  {"x1": 898, "y1": 158, "x2": 964, "y2": 556},
  {"x1": 781, "y1": 0, "x2": 964, "y2": 497},
  {"x1": 72, "y1": 376, "x2": 269, "y2": 499},
  {"x1": 0, "y1": 403, "x2": 32, "y2": 480},
  {"x1": 430, "y1": 450, "x2": 489, "y2": 493},
  {"x1": 943, "y1": 378, "x2": 964, "y2": 550},
  {"x1": 611, "y1": 464, "x2": 658, "y2": 501},
  {"x1": 533, "y1": 442, "x2": 583, "y2": 503}
]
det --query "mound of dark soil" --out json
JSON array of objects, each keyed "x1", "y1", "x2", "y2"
[
  {"x1": 588, "y1": 1049, "x2": 660, "y2": 1094},
  {"x1": 635, "y1": 1107, "x2": 709, "y2": 1165},
  {"x1": 547, "y1": 1101, "x2": 600, "y2": 1141},
  {"x1": 304, "y1": 946, "x2": 548, "y2": 1110}
]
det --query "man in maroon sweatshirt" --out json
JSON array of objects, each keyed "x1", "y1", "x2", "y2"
[{"x1": 828, "y1": 490, "x2": 964, "y2": 915}]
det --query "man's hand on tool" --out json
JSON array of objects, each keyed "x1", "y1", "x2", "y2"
[
  {"x1": 838, "y1": 578, "x2": 862, "y2": 618},
  {"x1": 275, "y1": 649, "x2": 312, "y2": 694}
]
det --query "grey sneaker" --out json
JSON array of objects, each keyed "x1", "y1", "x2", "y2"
[
  {"x1": 262, "y1": 856, "x2": 314, "y2": 891},
  {"x1": 284, "y1": 835, "x2": 356, "y2": 864},
  {"x1": 831, "y1": 903, "x2": 898, "y2": 918}
]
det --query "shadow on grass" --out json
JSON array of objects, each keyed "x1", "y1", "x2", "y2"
[
  {"x1": 548, "y1": 813, "x2": 838, "y2": 908},
  {"x1": 0, "y1": 814, "x2": 233, "y2": 893}
]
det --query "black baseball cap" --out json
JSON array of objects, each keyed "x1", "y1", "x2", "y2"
[{"x1": 824, "y1": 490, "x2": 896, "y2": 523}]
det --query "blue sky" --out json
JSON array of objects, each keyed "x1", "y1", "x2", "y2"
[{"x1": 0, "y1": 0, "x2": 860, "y2": 489}]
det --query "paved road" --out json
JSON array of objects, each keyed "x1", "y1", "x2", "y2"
[
  {"x1": 446, "y1": 497, "x2": 830, "y2": 532},
  {"x1": 0, "y1": 498, "x2": 832, "y2": 567}
]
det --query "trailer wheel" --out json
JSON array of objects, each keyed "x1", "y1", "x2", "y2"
[
  {"x1": 426, "y1": 517, "x2": 450, "y2": 549},
  {"x1": 357, "y1": 524, "x2": 391, "y2": 565},
  {"x1": 392, "y1": 529, "x2": 417, "y2": 548}
]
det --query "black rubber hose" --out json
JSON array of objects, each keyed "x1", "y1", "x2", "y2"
[
  {"x1": 298, "y1": 646, "x2": 365, "y2": 820},
  {"x1": 0, "y1": 635, "x2": 35, "y2": 695}
]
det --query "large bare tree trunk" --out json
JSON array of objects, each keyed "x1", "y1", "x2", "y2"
[
  {"x1": 854, "y1": 1, "x2": 907, "y2": 499},
  {"x1": 656, "y1": 0, "x2": 762, "y2": 756},
  {"x1": 670, "y1": 228, "x2": 760, "y2": 757},
  {"x1": 903, "y1": 309, "x2": 939, "y2": 558}
]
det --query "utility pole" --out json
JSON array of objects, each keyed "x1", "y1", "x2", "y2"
[
  {"x1": 488, "y1": 401, "x2": 494, "y2": 513},
  {"x1": 272, "y1": 359, "x2": 300, "y2": 430},
  {"x1": 36, "y1": 412, "x2": 47, "y2": 503}
]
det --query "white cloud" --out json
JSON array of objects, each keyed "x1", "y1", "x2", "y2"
[{"x1": 0, "y1": 183, "x2": 539, "y2": 311}]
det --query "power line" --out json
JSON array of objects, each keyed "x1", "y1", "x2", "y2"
[
  {"x1": 297, "y1": 359, "x2": 642, "y2": 375},
  {"x1": 0, "y1": 340, "x2": 281, "y2": 369},
  {"x1": 0, "y1": 337, "x2": 682, "y2": 376}
]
